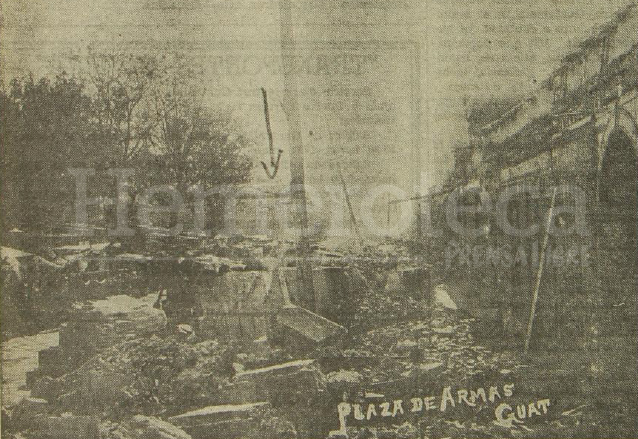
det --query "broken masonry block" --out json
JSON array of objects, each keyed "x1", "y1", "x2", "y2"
[
  {"x1": 32, "y1": 414, "x2": 100, "y2": 439},
  {"x1": 274, "y1": 306, "x2": 347, "y2": 352},
  {"x1": 168, "y1": 402, "x2": 270, "y2": 439}
]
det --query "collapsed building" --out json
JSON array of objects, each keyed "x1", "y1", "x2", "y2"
[
  {"x1": 3, "y1": 3, "x2": 637, "y2": 438},
  {"x1": 420, "y1": 1, "x2": 638, "y2": 390},
  {"x1": 194, "y1": 266, "x2": 349, "y2": 350}
]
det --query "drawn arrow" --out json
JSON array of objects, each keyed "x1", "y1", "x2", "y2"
[{"x1": 260, "y1": 87, "x2": 283, "y2": 179}]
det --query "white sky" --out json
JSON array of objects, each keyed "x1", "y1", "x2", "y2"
[{"x1": 0, "y1": 0, "x2": 633, "y2": 187}]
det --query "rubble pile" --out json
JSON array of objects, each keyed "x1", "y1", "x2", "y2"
[
  {"x1": 350, "y1": 308, "x2": 514, "y2": 386},
  {"x1": 310, "y1": 302, "x2": 531, "y2": 438},
  {"x1": 1, "y1": 247, "x2": 66, "y2": 339},
  {"x1": 10, "y1": 335, "x2": 334, "y2": 438},
  {"x1": 30, "y1": 335, "x2": 234, "y2": 418},
  {"x1": 100, "y1": 415, "x2": 193, "y2": 439},
  {"x1": 322, "y1": 242, "x2": 432, "y2": 330},
  {"x1": 5, "y1": 237, "x2": 623, "y2": 438},
  {"x1": 28, "y1": 294, "x2": 166, "y2": 382},
  {"x1": 350, "y1": 288, "x2": 426, "y2": 330},
  {"x1": 1, "y1": 235, "x2": 258, "y2": 341}
]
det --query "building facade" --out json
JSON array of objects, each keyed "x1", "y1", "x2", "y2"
[{"x1": 425, "y1": 3, "x2": 638, "y2": 353}]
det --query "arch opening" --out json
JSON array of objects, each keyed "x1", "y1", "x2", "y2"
[
  {"x1": 597, "y1": 128, "x2": 638, "y2": 318},
  {"x1": 600, "y1": 129, "x2": 638, "y2": 210}
]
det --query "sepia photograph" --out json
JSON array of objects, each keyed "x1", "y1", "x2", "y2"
[{"x1": 1, "y1": 0, "x2": 637, "y2": 437}]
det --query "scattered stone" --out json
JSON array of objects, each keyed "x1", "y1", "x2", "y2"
[
  {"x1": 234, "y1": 359, "x2": 316, "y2": 380},
  {"x1": 216, "y1": 380, "x2": 260, "y2": 404},
  {"x1": 169, "y1": 402, "x2": 270, "y2": 424},
  {"x1": 33, "y1": 336, "x2": 232, "y2": 417},
  {"x1": 384, "y1": 271, "x2": 402, "y2": 295},
  {"x1": 9, "y1": 398, "x2": 51, "y2": 431},
  {"x1": 326, "y1": 370, "x2": 363, "y2": 385},
  {"x1": 31, "y1": 414, "x2": 100, "y2": 439},
  {"x1": 326, "y1": 370, "x2": 364, "y2": 396},
  {"x1": 433, "y1": 284, "x2": 458, "y2": 310},
  {"x1": 418, "y1": 362, "x2": 444, "y2": 372},
  {"x1": 168, "y1": 402, "x2": 270, "y2": 439},
  {"x1": 417, "y1": 337, "x2": 431, "y2": 350},
  {"x1": 38, "y1": 294, "x2": 166, "y2": 378},
  {"x1": 235, "y1": 359, "x2": 327, "y2": 406},
  {"x1": 377, "y1": 421, "x2": 419, "y2": 439},
  {"x1": 101, "y1": 415, "x2": 192, "y2": 439},
  {"x1": 395, "y1": 339, "x2": 418, "y2": 352},
  {"x1": 177, "y1": 324, "x2": 194, "y2": 335},
  {"x1": 259, "y1": 412, "x2": 298, "y2": 439},
  {"x1": 432, "y1": 326, "x2": 455, "y2": 335}
]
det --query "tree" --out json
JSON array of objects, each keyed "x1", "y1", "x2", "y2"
[
  {"x1": 138, "y1": 59, "x2": 253, "y2": 234},
  {"x1": 1, "y1": 51, "x2": 254, "y2": 236},
  {"x1": 84, "y1": 49, "x2": 163, "y2": 162},
  {"x1": 83, "y1": 49, "x2": 252, "y2": 189},
  {"x1": 0, "y1": 73, "x2": 111, "y2": 232}
]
